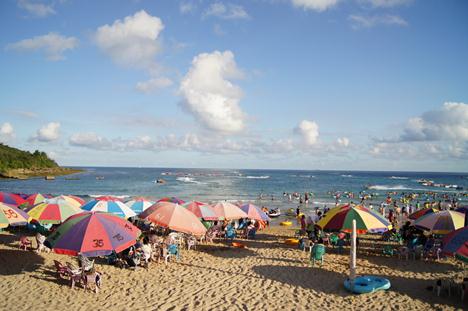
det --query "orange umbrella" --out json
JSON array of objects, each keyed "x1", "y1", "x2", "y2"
[
  {"x1": 140, "y1": 202, "x2": 207, "y2": 236},
  {"x1": 210, "y1": 202, "x2": 248, "y2": 220}
]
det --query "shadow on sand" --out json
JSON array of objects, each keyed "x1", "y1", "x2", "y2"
[
  {"x1": 196, "y1": 243, "x2": 258, "y2": 258},
  {"x1": 0, "y1": 249, "x2": 44, "y2": 276}
]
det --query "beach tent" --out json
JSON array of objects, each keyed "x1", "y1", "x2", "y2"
[
  {"x1": 442, "y1": 226, "x2": 468, "y2": 263},
  {"x1": 183, "y1": 201, "x2": 218, "y2": 221},
  {"x1": 140, "y1": 202, "x2": 207, "y2": 236},
  {"x1": 0, "y1": 192, "x2": 27, "y2": 206},
  {"x1": 317, "y1": 204, "x2": 391, "y2": 234},
  {"x1": 27, "y1": 197, "x2": 82, "y2": 224},
  {"x1": 413, "y1": 210, "x2": 464, "y2": 235},
  {"x1": 81, "y1": 196, "x2": 136, "y2": 218},
  {"x1": 240, "y1": 203, "x2": 270, "y2": 221},
  {"x1": 45, "y1": 211, "x2": 141, "y2": 257},
  {"x1": 126, "y1": 197, "x2": 154, "y2": 214},
  {"x1": 210, "y1": 202, "x2": 248, "y2": 221},
  {"x1": 0, "y1": 202, "x2": 30, "y2": 228}
]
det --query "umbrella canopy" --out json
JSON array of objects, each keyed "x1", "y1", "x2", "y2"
[
  {"x1": 140, "y1": 202, "x2": 207, "y2": 236},
  {"x1": 409, "y1": 207, "x2": 438, "y2": 220},
  {"x1": 210, "y1": 202, "x2": 248, "y2": 220},
  {"x1": 45, "y1": 211, "x2": 141, "y2": 257},
  {"x1": 455, "y1": 206, "x2": 468, "y2": 214},
  {"x1": 126, "y1": 197, "x2": 154, "y2": 213},
  {"x1": 26, "y1": 193, "x2": 52, "y2": 206},
  {"x1": 317, "y1": 204, "x2": 391, "y2": 234},
  {"x1": 27, "y1": 197, "x2": 82, "y2": 224},
  {"x1": 240, "y1": 203, "x2": 270, "y2": 221},
  {"x1": 81, "y1": 196, "x2": 136, "y2": 218},
  {"x1": 57, "y1": 195, "x2": 85, "y2": 208},
  {"x1": 0, "y1": 192, "x2": 27, "y2": 206},
  {"x1": 442, "y1": 226, "x2": 468, "y2": 263},
  {"x1": 414, "y1": 210, "x2": 465, "y2": 235},
  {"x1": 157, "y1": 197, "x2": 185, "y2": 205},
  {"x1": 0, "y1": 202, "x2": 30, "y2": 228},
  {"x1": 183, "y1": 201, "x2": 218, "y2": 221}
]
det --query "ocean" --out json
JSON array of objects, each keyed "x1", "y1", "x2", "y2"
[{"x1": 1, "y1": 167, "x2": 467, "y2": 223}]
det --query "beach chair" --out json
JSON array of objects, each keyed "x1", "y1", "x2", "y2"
[
  {"x1": 247, "y1": 228, "x2": 257, "y2": 240},
  {"x1": 397, "y1": 246, "x2": 409, "y2": 260},
  {"x1": 83, "y1": 271, "x2": 102, "y2": 293},
  {"x1": 336, "y1": 239, "x2": 345, "y2": 254},
  {"x1": 164, "y1": 244, "x2": 180, "y2": 265},
  {"x1": 310, "y1": 244, "x2": 325, "y2": 267},
  {"x1": 300, "y1": 238, "x2": 313, "y2": 253},
  {"x1": 225, "y1": 228, "x2": 236, "y2": 243},
  {"x1": 65, "y1": 264, "x2": 83, "y2": 289},
  {"x1": 329, "y1": 234, "x2": 339, "y2": 247},
  {"x1": 186, "y1": 236, "x2": 197, "y2": 250},
  {"x1": 19, "y1": 236, "x2": 32, "y2": 250},
  {"x1": 383, "y1": 245, "x2": 394, "y2": 257},
  {"x1": 54, "y1": 260, "x2": 69, "y2": 279}
]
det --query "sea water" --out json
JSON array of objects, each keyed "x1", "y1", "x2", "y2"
[{"x1": 1, "y1": 167, "x2": 466, "y2": 223}]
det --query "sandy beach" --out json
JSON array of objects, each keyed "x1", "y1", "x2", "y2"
[{"x1": 0, "y1": 226, "x2": 465, "y2": 311}]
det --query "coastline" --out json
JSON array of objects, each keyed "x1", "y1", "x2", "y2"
[{"x1": 0, "y1": 167, "x2": 84, "y2": 180}]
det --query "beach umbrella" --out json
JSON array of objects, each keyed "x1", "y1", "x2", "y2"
[
  {"x1": 414, "y1": 210, "x2": 464, "y2": 235},
  {"x1": 81, "y1": 196, "x2": 136, "y2": 218},
  {"x1": 157, "y1": 197, "x2": 185, "y2": 205},
  {"x1": 26, "y1": 193, "x2": 52, "y2": 206},
  {"x1": 57, "y1": 195, "x2": 85, "y2": 208},
  {"x1": 27, "y1": 197, "x2": 83, "y2": 224},
  {"x1": 140, "y1": 202, "x2": 207, "y2": 236},
  {"x1": 0, "y1": 192, "x2": 27, "y2": 206},
  {"x1": 408, "y1": 207, "x2": 438, "y2": 220},
  {"x1": 455, "y1": 206, "x2": 468, "y2": 214},
  {"x1": 316, "y1": 204, "x2": 391, "y2": 234},
  {"x1": 240, "y1": 203, "x2": 270, "y2": 221},
  {"x1": 45, "y1": 211, "x2": 141, "y2": 257},
  {"x1": 183, "y1": 201, "x2": 218, "y2": 221},
  {"x1": 126, "y1": 197, "x2": 154, "y2": 213},
  {"x1": 210, "y1": 202, "x2": 248, "y2": 220},
  {"x1": 442, "y1": 226, "x2": 468, "y2": 263},
  {"x1": 0, "y1": 202, "x2": 30, "y2": 228}
]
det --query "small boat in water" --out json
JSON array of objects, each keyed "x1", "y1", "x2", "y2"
[
  {"x1": 268, "y1": 209, "x2": 281, "y2": 218},
  {"x1": 44, "y1": 176, "x2": 55, "y2": 180},
  {"x1": 95, "y1": 176, "x2": 104, "y2": 180}
]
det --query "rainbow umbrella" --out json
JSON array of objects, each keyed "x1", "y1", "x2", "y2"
[
  {"x1": 0, "y1": 202, "x2": 30, "y2": 228},
  {"x1": 442, "y1": 226, "x2": 468, "y2": 263},
  {"x1": 414, "y1": 210, "x2": 465, "y2": 235},
  {"x1": 183, "y1": 201, "x2": 218, "y2": 220},
  {"x1": 317, "y1": 204, "x2": 391, "y2": 234},
  {"x1": 140, "y1": 202, "x2": 207, "y2": 236},
  {"x1": 0, "y1": 192, "x2": 27, "y2": 206},
  {"x1": 27, "y1": 197, "x2": 83, "y2": 224},
  {"x1": 126, "y1": 197, "x2": 154, "y2": 214},
  {"x1": 26, "y1": 193, "x2": 52, "y2": 206},
  {"x1": 55, "y1": 195, "x2": 85, "y2": 208},
  {"x1": 45, "y1": 212, "x2": 141, "y2": 257},
  {"x1": 240, "y1": 203, "x2": 270, "y2": 221},
  {"x1": 157, "y1": 197, "x2": 185, "y2": 205},
  {"x1": 409, "y1": 207, "x2": 438, "y2": 220},
  {"x1": 81, "y1": 196, "x2": 136, "y2": 218},
  {"x1": 210, "y1": 202, "x2": 248, "y2": 220}
]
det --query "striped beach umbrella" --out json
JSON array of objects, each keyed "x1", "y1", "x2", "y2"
[
  {"x1": 409, "y1": 207, "x2": 438, "y2": 220},
  {"x1": 183, "y1": 201, "x2": 218, "y2": 220},
  {"x1": 0, "y1": 202, "x2": 30, "y2": 228},
  {"x1": 240, "y1": 203, "x2": 270, "y2": 221},
  {"x1": 81, "y1": 196, "x2": 136, "y2": 218},
  {"x1": 210, "y1": 202, "x2": 248, "y2": 220},
  {"x1": 157, "y1": 197, "x2": 185, "y2": 205},
  {"x1": 442, "y1": 226, "x2": 468, "y2": 263},
  {"x1": 26, "y1": 193, "x2": 52, "y2": 206},
  {"x1": 56, "y1": 195, "x2": 85, "y2": 208},
  {"x1": 317, "y1": 204, "x2": 391, "y2": 234},
  {"x1": 45, "y1": 212, "x2": 141, "y2": 257},
  {"x1": 414, "y1": 210, "x2": 464, "y2": 235},
  {"x1": 126, "y1": 197, "x2": 154, "y2": 213},
  {"x1": 140, "y1": 202, "x2": 207, "y2": 236},
  {"x1": 27, "y1": 197, "x2": 83, "y2": 224},
  {"x1": 0, "y1": 192, "x2": 27, "y2": 206}
]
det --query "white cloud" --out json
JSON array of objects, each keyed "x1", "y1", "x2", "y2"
[
  {"x1": 180, "y1": 2, "x2": 196, "y2": 14},
  {"x1": 180, "y1": 50, "x2": 246, "y2": 134},
  {"x1": 291, "y1": 0, "x2": 338, "y2": 12},
  {"x1": 349, "y1": 14, "x2": 408, "y2": 29},
  {"x1": 32, "y1": 122, "x2": 60, "y2": 142},
  {"x1": 69, "y1": 132, "x2": 112, "y2": 150},
  {"x1": 136, "y1": 77, "x2": 173, "y2": 93},
  {"x1": 295, "y1": 120, "x2": 319, "y2": 145},
  {"x1": 397, "y1": 102, "x2": 468, "y2": 142},
  {"x1": 0, "y1": 122, "x2": 15, "y2": 142},
  {"x1": 204, "y1": 3, "x2": 249, "y2": 20},
  {"x1": 6, "y1": 32, "x2": 78, "y2": 61},
  {"x1": 17, "y1": 0, "x2": 55, "y2": 17},
  {"x1": 358, "y1": 0, "x2": 413, "y2": 8},
  {"x1": 337, "y1": 137, "x2": 350, "y2": 147},
  {"x1": 94, "y1": 10, "x2": 164, "y2": 68}
]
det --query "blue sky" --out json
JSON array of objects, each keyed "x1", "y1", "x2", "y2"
[{"x1": 0, "y1": 0, "x2": 467, "y2": 172}]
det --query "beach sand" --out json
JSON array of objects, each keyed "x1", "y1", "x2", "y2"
[{"x1": 0, "y1": 227, "x2": 466, "y2": 311}]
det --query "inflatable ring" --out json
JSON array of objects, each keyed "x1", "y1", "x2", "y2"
[
  {"x1": 232, "y1": 242, "x2": 245, "y2": 248},
  {"x1": 285, "y1": 238, "x2": 299, "y2": 245},
  {"x1": 280, "y1": 221, "x2": 292, "y2": 226},
  {"x1": 344, "y1": 275, "x2": 391, "y2": 294}
]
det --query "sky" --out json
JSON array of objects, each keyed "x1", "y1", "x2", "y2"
[{"x1": 0, "y1": 0, "x2": 467, "y2": 172}]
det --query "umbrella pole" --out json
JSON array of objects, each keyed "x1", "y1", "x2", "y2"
[{"x1": 349, "y1": 219, "x2": 357, "y2": 290}]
